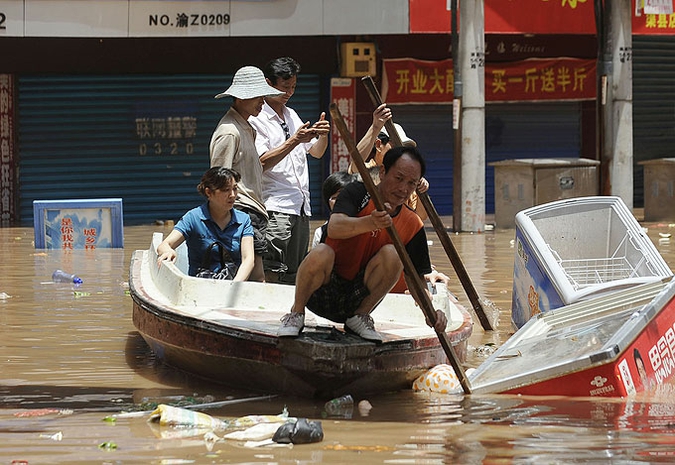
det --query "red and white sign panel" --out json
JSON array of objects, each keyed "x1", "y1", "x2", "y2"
[
  {"x1": 329, "y1": 78, "x2": 356, "y2": 173},
  {"x1": 382, "y1": 58, "x2": 597, "y2": 104}
]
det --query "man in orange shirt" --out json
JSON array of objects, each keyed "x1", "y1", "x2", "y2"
[{"x1": 278, "y1": 146, "x2": 447, "y2": 342}]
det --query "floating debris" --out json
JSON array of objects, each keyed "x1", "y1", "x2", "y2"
[
  {"x1": 358, "y1": 400, "x2": 372, "y2": 417},
  {"x1": 204, "y1": 431, "x2": 220, "y2": 451},
  {"x1": 413, "y1": 364, "x2": 462, "y2": 393},
  {"x1": 14, "y1": 408, "x2": 61, "y2": 418},
  {"x1": 475, "y1": 343, "x2": 498, "y2": 357},
  {"x1": 39, "y1": 431, "x2": 63, "y2": 441}
]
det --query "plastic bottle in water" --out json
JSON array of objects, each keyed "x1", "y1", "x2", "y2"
[
  {"x1": 52, "y1": 269, "x2": 83, "y2": 285},
  {"x1": 324, "y1": 394, "x2": 354, "y2": 418}
]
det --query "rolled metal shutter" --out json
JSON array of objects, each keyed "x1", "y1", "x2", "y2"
[
  {"x1": 633, "y1": 35, "x2": 675, "y2": 207},
  {"x1": 17, "y1": 74, "x2": 323, "y2": 225},
  {"x1": 393, "y1": 101, "x2": 581, "y2": 215}
]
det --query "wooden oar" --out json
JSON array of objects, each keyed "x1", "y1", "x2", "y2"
[
  {"x1": 416, "y1": 194, "x2": 495, "y2": 331},
  {"x1": 361, "y1": 76, "x2": 494, "y2": 331},
  {"x1": 329, "y1": 103, "x2": 471, "y2": 394}
]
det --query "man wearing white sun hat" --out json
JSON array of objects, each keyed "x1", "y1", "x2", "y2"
[{"x1": 210, "y1": 66, "x2": 284, "y2": 282}]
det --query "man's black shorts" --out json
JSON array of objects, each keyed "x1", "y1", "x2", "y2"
[{"x1": 307, "y1": 269, "x2": 371, "y2": 323}]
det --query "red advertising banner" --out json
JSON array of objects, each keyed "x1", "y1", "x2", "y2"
[
  {"x1": 409, "y1": 0, "x2": 596, "y2": 34},
  {"x1": 410, "y1": 0, "x2": 674, "y2": 35},
  {"x1": 329, "y1": 78, "x2": 356, "y2": 173},
  {"x1": 485, "y1": 0, "x2": 596, "y2": 35},
  {"x1": 382, "y1": 58, "x2": 596, "y2": 104}
]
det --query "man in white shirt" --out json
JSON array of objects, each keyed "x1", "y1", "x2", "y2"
[{"x1": 249, "y1": 57, "x2": 330, "y2": 284}]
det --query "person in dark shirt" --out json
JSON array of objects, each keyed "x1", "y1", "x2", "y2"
[{"x1": 278, "y1": 146, "x2": 448, "y2": 342}]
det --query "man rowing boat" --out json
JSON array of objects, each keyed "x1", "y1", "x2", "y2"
[{"x1": 278, "y1": 145, "x2": 448, "y2": 342}]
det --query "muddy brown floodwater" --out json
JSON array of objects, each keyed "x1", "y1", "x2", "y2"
[{"x1": 0, "y1": 217, "x2": 674, "y2": 463}]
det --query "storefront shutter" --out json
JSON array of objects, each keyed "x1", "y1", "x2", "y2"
[
  {"x1": 393, "y1": 101, "x2": 581, "y2": 215},
  {"x1": 633, "y1": 35, "x2": 675, "y2": 207},
  {"x1": 17, "y1": 74, "x2": 323, "y2": 225}
]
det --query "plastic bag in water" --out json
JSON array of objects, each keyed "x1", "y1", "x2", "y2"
[{"x1": 272, "y1": 418, "x2": 324, "y2": 444}]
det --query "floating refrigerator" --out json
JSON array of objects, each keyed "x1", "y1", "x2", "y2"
[{"x1": 511, "y1": 196, "x2": 673, "y2": 328}]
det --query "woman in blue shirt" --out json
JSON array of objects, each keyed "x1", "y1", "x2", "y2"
[{"x1": 157, "y1": 167, "x2": 255, "y2": 281}]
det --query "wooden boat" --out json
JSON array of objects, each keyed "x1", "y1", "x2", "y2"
[
  {"x1": 465, "y1": 277, "x2": 675, "y2": 397},
  {"x1": 129, "y1": 232, "x2": 473, "y2": 398}
]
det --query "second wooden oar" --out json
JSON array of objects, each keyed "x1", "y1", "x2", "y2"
[
  {"x1": 329, "y1": 102, "x2": 471, "y2": 394},
  {"x1": 360, "y1": 75, "x2": 494, "y2": 331},
  {"x1": 417, "y1": 193, "x2": 495, "y2": 331}
]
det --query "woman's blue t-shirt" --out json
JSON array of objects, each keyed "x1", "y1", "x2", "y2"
[{"x1": 174, "y1": 203, "x2": 254, "y2": 276}]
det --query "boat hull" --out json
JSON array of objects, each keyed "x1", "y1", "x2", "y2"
[{"x1": 130, "y1": 233, "x2": 473, "y2": 398}]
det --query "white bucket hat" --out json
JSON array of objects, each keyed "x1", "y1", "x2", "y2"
[
  {"x1": 380, "y1": 123, "x2": 417, "y2": 147},
  {"x1": 215, "y1": 66, "x2": 284, "y2": 100}
]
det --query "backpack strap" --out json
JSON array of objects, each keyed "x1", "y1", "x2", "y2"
[
  {"x1": 200, "y1": 241, "x2": 227, "y2": 270},
  {"x1": 220, "y1": 246, "x2": 235, "y2": 264}
]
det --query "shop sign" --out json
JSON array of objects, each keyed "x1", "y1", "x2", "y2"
[
  {"x1": 633, "y1": 12, "x2": 675, "y2": 34},
  {"x1": 133, "y1": 102, "x2": 198, "y2": 157},
  {"x1": 329, "y1": 78, "x2": 356, "y2": 173},
  {"x1": 382, "y1": 58, "x2": 596, "y2": 104},
  {"x1": 33, "y1": 199, "x2": 124, "y2": 249}
]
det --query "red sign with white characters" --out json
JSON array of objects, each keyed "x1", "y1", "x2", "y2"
[
  {"x1": 329, "y1": 78, "x2": 356, "y2": 173},
  {"x1": 382, "y1": 58, "x2": 597, "y2": 104}
]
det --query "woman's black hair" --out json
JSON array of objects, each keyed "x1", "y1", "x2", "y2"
[{"x1": 197, "y1": 167, "x2": 240, "y2": 196}]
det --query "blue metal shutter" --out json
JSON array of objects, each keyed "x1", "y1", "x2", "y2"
[
  {"x1": 17, "y1": 74, "x2": 322, "y2": 225},
  {"x1": 392, "y1": 102, "x2": 581, "y2": 215}
]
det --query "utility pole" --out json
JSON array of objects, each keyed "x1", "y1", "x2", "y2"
[
  {"x1": 458, "y1": 0, "x2": 486, "y2": 232},
  {"x1": 596, "y1": 0, "x2": 633, "y2": 208},
  {"x1": 451, "y1": 0, "x2": 462, "y2": 232}
]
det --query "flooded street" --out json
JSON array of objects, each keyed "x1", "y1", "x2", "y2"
[{"x1": 1, "y1": 218, "x2": 675, "y2": 463}]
